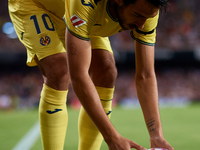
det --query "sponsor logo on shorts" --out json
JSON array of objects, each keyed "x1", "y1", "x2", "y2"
[
  {"x1": 40, "y1": 35, "x2": 51, "y2": 46},
  {"x1": 70, "y1": 15, "x2": 86, "y2": 28}
]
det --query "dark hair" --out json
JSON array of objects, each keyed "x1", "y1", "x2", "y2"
[{"x1": 123, "y1": 0, "x2": 169, "y2": 12}]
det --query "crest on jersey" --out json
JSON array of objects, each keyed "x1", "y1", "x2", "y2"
[
  {"x1": 40, "y1": 36, "x2": 51, "y2": 46},
  {"x1": 70, "y1": 15, "x2": 86, "y2": 28}
]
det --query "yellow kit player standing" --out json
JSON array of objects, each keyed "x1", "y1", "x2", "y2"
[{"x1": 8, "y1": 0, "x2": 174, "y2": 149}]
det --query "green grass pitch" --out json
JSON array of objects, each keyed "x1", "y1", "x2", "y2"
[{"x1": 0, "y1": 103, "x2": 199, "y2": 150}]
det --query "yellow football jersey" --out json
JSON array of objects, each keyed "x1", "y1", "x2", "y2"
[{"x1": 65, "y1": 0, "x2": 159, "y2": 46}]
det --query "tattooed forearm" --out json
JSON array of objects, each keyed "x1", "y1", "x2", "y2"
[
  {"x1": 147, "y1": 118, "x2": 156, "y2": 132},
  {"x1": 69, "y1": 43, "x2": 77, "y2": 55}
]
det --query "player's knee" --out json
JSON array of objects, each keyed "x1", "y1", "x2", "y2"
[
  {"x1": 106, "y1": 65, "x2": 117, "y2": 81},
  {"x1": 37, "y1": 54, "x2": 70, "y2": 86},
  {"x1": 40, "y1": 59, "x2": 69, "y2": 90},
  {"x1": 48, "y1": 67, "x2": 69, "y2": 83},
  {"x1": 99, "y1": 64, "x2": 118, "y2": 83}
]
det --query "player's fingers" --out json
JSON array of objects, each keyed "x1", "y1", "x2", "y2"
[
  {"x1": 129, "y1": 140, "x2": 147, "y2": 150},
  {"x1": 168, "y1": 146, "x2": 174, "y2": 150}
]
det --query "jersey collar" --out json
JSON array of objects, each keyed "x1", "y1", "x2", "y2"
[{"x1": 106, "y1": 0, "x2": 118, "y2": 22}]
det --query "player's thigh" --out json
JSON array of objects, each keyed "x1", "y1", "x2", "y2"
[
  {"x1": 9, "y1": 1, "x2": 66, "y2": 66},
  {"x1": 34, "y1": 52, "x2": 68, "y2": 79},
  {"x1": 90, "y1": 36, "x2": 117, "y2": 87},
  {"x1": 34, "y1": 52, "x2": 69, "y2": 90},
  {"x1": 90, "y1": 36, "x2": 116, "y2": 71}
]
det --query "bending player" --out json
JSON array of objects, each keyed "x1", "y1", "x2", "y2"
[
  {"x1": 8, "y1": 0, "x2": 174, "y2": 149},
  {"x1": 64, "y1": 0, "x2": 174, "y2": 149}
]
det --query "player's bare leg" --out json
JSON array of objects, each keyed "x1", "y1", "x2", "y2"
[
  {"x1": 35, "y1": 53, "x2": 70, "y2": 150},
  {"x1": 89, "y1": 49, "x2": 117, "y2": 88},
  {"x1": 34, "y1": 53, "x2": 69, "y2": 90},
  {"x1": 78, "y1": 49, "x2": 117, "y2": 150}
]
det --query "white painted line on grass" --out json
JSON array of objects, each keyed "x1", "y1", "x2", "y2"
[{"x1": 12, "y1": 121, "x2": 40, "y2": 150}]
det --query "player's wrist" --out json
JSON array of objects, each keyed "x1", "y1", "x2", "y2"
[
  {"x1": 149, "y1": 136, "x2": 174, "y2": 150},
  {"x1": 149, "y1": 134, "x2": 165, "y2": 145},
  {"x1": 103, "y1": 129, "x2": 121, "y2": 145},
  {"x1": 149, "y1": 128, "x2": 163, "y2": 139}
]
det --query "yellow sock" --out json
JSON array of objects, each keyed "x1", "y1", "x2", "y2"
[
  {"x1": 78, "y1": 86, "x2": 114, "y2": 150},
  {"x1": 39, "y1": 84, "x2": 68, "y2": 150}
]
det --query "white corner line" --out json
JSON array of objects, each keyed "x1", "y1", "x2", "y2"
[{"x1": 12, "y1": 121, "x2": 40, "y2": 150}]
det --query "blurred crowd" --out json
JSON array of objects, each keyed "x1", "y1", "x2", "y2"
[
  {"x1": 0, "y1": 70, "x2": 42, "y2": 110},
  {"x1": 114, "y1": 67, "x2": 200, "y2": 107},
  {"x1": 1, "y1": 67, "x2": 199, "y2": 110}
]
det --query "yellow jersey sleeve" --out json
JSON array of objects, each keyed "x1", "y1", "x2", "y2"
[
  {"x1": 131, "y1": 12, "x2": 159, "y2": 46},
  {"x1": 65, "y1": 0, "x2": 101, "y2": 40}
]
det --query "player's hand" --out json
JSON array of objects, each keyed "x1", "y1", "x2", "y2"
[
  {"x1": 107, "y1": 135, "x2": 147, "y2": 150},
  {"x1": 150, "y1": 136, "x2": 174, "y2": 150}
]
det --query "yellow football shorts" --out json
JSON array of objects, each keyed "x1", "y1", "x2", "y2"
[
  {"x1": 90, "y1": 36, "x2": 113, "y2": 54},
  {"x1": 8, "y1": 0, "x2": 66, "y2": 66}
]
